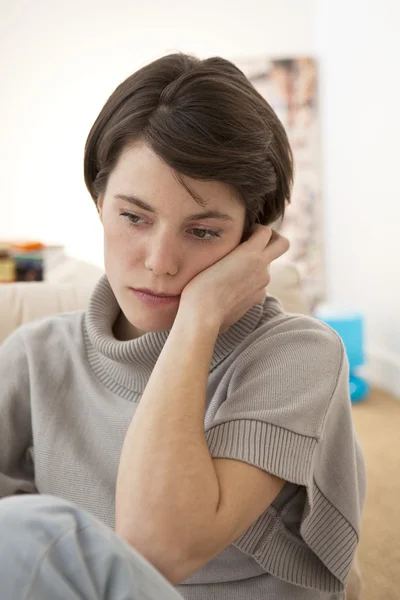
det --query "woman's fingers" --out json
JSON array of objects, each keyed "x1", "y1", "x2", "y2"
[
  {"x1": 245, "y1": 225, "x2": 290, "y2": 262},
  {"x1": 264, "y1": 230, "x2": 290, "y2": 262},
  {"x1": 245, "y1": 224, "x2": 273, "y2": 249}
]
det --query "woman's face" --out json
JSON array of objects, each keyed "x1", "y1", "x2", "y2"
[{"x1": 98, "y1": 141, "x2": 246, "y2": 337}]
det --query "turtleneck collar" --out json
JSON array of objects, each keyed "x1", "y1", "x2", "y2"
[{"x1": 84, "y1": 275, "x2": 272, "y2": 398}]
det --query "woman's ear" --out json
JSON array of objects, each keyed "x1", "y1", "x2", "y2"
[{"x1": 97, "y1": 194, "x2": 104, "y2": 222}]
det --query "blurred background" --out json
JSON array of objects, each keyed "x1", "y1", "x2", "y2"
[{"x1": 1, "y1": 2, "x2": 399, "y2": 596}]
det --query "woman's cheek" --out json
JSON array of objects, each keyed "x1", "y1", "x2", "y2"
[{"x1": 185, "y1": 248, "x2": 222, "y2": 280}]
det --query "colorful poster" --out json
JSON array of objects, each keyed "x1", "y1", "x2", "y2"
[{"x1": 238, "y1": 57, "x2": 324, "y2": 309}]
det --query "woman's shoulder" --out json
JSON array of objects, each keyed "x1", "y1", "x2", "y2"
[
  {"x1": 243, "y1": 294, "x2": 344, "y2": 368},
  {"x1": 208, "y1": 298, "x2": 349, "y2": 445},
  {"x1": 4, "y1": 310, "x2": 86, "y2": 351}
]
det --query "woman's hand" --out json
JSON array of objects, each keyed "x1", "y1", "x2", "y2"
[{"x1": 178, "y1": 225, "x2": 290, "y2": 333}]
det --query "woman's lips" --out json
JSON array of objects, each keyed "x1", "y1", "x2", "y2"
[{"x1": 130, "y1": 288, "x2": 181, "y2": 307}]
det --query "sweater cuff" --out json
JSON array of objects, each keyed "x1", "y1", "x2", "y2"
[{"x1": 205, "y1": 419, "x2": 358, "y2": 593}]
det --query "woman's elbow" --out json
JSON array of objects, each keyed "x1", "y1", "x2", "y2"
[{"x1": 116, "y1": 526, "x2": 194, "y2": 585}]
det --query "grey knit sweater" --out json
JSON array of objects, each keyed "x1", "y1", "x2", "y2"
[{"x1": 0, "y1": 276, "x2": 366, "y2": 600}]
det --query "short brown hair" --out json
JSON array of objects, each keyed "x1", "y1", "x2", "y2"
[{"x1": 84, "y1": 53, "x2": 293, "y2": 239}]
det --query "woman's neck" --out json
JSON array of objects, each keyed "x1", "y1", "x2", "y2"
[{"x1": 112, "y1": 310, "x2": 142, "y2": 341}]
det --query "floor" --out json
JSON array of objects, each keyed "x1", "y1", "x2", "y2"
[{"x1": 352, "y1": 387, "x2": 400, "y2": 600}]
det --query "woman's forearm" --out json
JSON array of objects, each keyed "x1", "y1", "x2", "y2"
[{"x1": 115, "y1": 308, "x2": 221, "y2": 577}]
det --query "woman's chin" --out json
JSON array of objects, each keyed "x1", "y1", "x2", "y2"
[{"x1": 112, "y1": 287, "x2": 179, "y2": 339}]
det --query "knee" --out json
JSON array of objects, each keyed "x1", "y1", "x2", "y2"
[
  {"x1": 0, "y1": 494, "x2": 93, "y2": 546},
  {"x1": 0, "y1": 495, "x2": 118, "y2": 599}
]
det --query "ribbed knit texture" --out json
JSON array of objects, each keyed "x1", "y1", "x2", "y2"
[{"x1": 0, "y1": 275, "x2": 366, "y2": 600}]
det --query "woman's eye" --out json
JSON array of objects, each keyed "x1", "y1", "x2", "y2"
[
  {"x1": 120, "y1": 214, "x2": 220, "y2": 241},
  {"x1": 190, "y1": 228, "x2": 221, "y2": 241},
  {"x1": 121, "y1": 212, "x2": 146, "y2": 226}
]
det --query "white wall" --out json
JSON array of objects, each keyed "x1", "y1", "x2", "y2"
[
  {"x1": 0, "y1": 0, "x2": 315, "y2": 266},
  {"x1": 1, "y1": 0, "x2": 399, "y2": 396},
  {"x1": 315, "y1": 0, "x2": 400, "y2": 396}
]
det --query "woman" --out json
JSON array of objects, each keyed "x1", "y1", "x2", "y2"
[{"x1": 0, "y1": 53, "x2": 365, "y2": 599}]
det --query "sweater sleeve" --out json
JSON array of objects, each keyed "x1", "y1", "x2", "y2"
[
  {"x1": 0, "y1": 330, "x2": 37, "y2": 498},
  {"x1": 205, "y1": 317, "x2": 366, "y2": 594}
]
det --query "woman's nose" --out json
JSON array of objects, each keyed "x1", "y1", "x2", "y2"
[{"x1": 144, "y1": 233, "x2": 180, "y2": 276}]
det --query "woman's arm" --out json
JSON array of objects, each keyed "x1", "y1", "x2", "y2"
[
  {"x1": 115, "y1": 309, "x2": 222, "y2": 575},
  {"x1": 115, "y1": 309, "x2": 285, "y2": 584}
]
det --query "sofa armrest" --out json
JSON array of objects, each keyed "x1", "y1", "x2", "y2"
[
  {"x1": 0, "y1": 282, "x2": 94, "y2": 343},
  {"x1": 268, "y1": 260, "x2": 309, "y2": 315}
]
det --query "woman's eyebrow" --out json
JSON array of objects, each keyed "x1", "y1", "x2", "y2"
[{"x1": 114, "y1": 194, "x2": 234, "y2": 222}]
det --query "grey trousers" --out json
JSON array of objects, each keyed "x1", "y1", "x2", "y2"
[{"x1": 0, "y1": 494, "x2": 183, "y2": 600}]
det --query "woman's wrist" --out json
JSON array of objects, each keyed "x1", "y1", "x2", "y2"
[{"x1": 174, "y1": 299, "x2": 221, "y2": 340}]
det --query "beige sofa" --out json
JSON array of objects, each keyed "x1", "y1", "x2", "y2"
[{"x1": 0, "y1": 261, "x2": 361, "y2": 598}]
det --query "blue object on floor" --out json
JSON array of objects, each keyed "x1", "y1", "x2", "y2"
[
  {"x1": 349, "y1": 374, "x2": 370, "y2": 404},
  {"x1": 314, "y1": 307, "x2": 370, "y2": 403}
]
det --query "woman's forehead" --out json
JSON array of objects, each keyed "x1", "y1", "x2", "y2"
[{"x1": 108, "y1": 143, "x2": 245, "y2": 218}]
